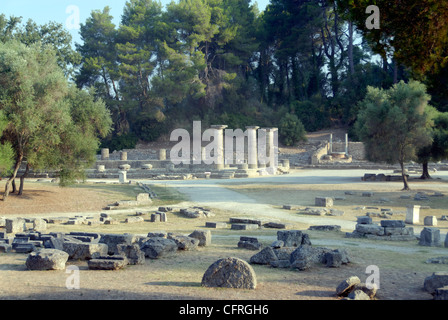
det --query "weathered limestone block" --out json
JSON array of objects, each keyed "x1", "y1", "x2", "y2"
[
  {"x1": 201, "y1": 257, "x2": 257, "y2": 290},
  {"x1": 435, "y1": 286, "x2": 448, "y2": 300},
  {"x1": 419, "y1": 227, "x2": 442, "y2": 247},
  {"x1": 355, "y1": 223, "x2": 385, "y2": 236},
  {"x1": 117, "y1": 244, "x2": 145, "y2": 265},
  {"x1": 125, "y1": 216, "x2": 144, "y2": 224},
  {"x1": 424, "y1": 272, "x2": 448, "y2": 295},
  {"x1": 188, "y1": 230, "x2": 211, "y2": 247},
  {"x1": 5, "y1": 218, "x2": 25, "y2": 234},
  {"x1": 88, "y1": 256, "x2": 128, "y2": 270},
  {"x1": 315, "y1": 197, "x2": 333, "y2": 207},
  {"x1": 26, "y1": 249, "x2": 69, "y2": 270},
  {"x1": 168, "y1": 234, "x2": 199, "y2": 251},
  {"x1": 63, "y1": 242, "x2": 108, "y2": 260},
  {"x1": 99, "y1": 233, "x2": 137, "y2": 255},
  {"x1": 140, "y1": 237, "x2": 177, "y2": 259},
  {"x1": 277, "y1": 230, "x2": 310, "y2": 247},
  {"x1": 336, "y1": 276, "x2": 361, "y2": 296},
  {"x1": 238, "y1": 236, "x2": 262, "y2": 250},
  {"x1": 249, "y1": 246, "x2": 278, "y2": 265},
  {"x1": 290, "y1": 245, "x2": 332, "y2": 270},
  {"x1": 424, "y1": 216, "x2": 438, "y2": 226}
]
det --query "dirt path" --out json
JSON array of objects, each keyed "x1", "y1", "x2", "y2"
[{"x1": 143, "y1": 169, "x2": 448, "y2": 253}]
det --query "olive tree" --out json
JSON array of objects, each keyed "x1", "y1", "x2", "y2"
[{"x1": 355, "y1": 80, "x2": 433, "y2": 190}]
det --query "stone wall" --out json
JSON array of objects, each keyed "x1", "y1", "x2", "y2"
[{"x1": 332, "y1": 142, "x2": 365, "y2": 160}]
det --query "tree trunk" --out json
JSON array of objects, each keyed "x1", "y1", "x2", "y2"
[
  {"x1": 18, "y1": 163, "x2": 29, "y2": 195},
  {"x1": 420, "y1": 162, "x2": 432, "y2": 179},
  {"x1": 12, "y1": 179, "x2": 16, "y2": 193},
  {"x1": 400, "y1": 162, "x2": 410, "y2": 190},
  {"x1": 3, "y1": 154, "x2": 23, "y2": 201},
  {"x1": 348, "y1": 20, "x2": 355, "y2": 76}
]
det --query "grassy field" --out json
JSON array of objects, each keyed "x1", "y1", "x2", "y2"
[{"x1": 0, "y1": 178, "x2": 446, "y2": 300}]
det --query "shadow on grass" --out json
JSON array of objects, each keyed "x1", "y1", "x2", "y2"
[{"x1": 145, "y1": 281, "x2": 201, "y2": 287}]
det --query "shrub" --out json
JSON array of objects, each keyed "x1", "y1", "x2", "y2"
[{"x1": 279, "y1": 113, "x2": 307, "y2": 146}]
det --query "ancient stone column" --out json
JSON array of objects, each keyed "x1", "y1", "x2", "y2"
[
  {"x1": 246, "y1": 126, "x2": 259, "y2": 169},
  {"x1": 101, "y1": 148, "x2": 109, "y2": 160},
  {"x1": 329, "y1": 134, "x2": 333, "y2": 154},
  {"x1": 345, "y1": 133, "x2": 349, "y2": 155},
  {"x1": 210, "y1": 125, "x2": 228, "y2": 170},
  {"x1": 158, "y1": 149, "x2": 166, "y2": 161},
  {"x1": 120, "y1": 151, "x2": 127, "y2": 161},
  {"x1": 265, "y1": 127, "x2": 278, "y2": 169}
]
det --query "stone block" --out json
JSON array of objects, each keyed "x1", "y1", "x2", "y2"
[
  {"x1": 150, "y1": 213, "x2": 160, "y2": 222},
  {"x1": 419, "y1": 227, "x2": 441, "y2": 247},
  {"x1": 188, "y1": 230, "x2": 211, "y2": 246},
  {"x1": 435, "y1": 286, "x2": 448, "y2": 300},
  {"x1": 357, "y1": 216, "x2": 372, "y2": 224},
  {"x1": 5, "y1": 218, "x2": 25, "y2": 234},
  {"x1": 136, "y1": 193, "x2": 151, "y2": 202},
  {"x1": 406, "y1": 205, "x2": 420, "y2": 224},
  {"x1": 355, "y1": 223, "x2": 385, "y2": 236},
  {"x1": 380, "y1": 220, "x2": 405, "y2": 228},
  {"x1": 26, "y1": 249, "x2": 69, "y2": 270},
  {"x1": 140, "y1": 237, "x2": 177, "y2": 259},
  {"x1": 63, "y1": 242, "x2": 108, "y2": 260},
  {"x1": 205, "y1": 221, "x2": 227, "y2": 228},
  {"x1": 238, "y1": 237, "x2": 262, "y2": 250},
  {"x1": 99, "y1": 233, "x2": 137, "y2": 255},
  {"x1": 125, "y1": 216, "x2": 144, "y2": 224},
  {"x1": 88, "y1": 256, "x2": 128, "y2": 270},
  {"x1": 231, "y1": 223, "x2": 258, "y2": 230},
  {"x1": 249, "y1": 246, "x2": 278, "y2": 265},
  {"x1": 424, "y1": 272, "x2": 448, "y2": 294},
  {"x1": 424, "y1": 216, "x2": 438, "y2": 226},
  {"x1": 117, "y1": 244, "x2": 145, "y2": 265},
  {"x1": 315, "y1": 197, "x2": 333, "y2": 207}
]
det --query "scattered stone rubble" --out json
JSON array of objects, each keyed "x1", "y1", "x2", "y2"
[
  {"x1": 335, "y1": 276, "x2": 377, "y2": 300},
  {"x1": 345, "y1": 217, "x2": 416, "y2": 241},
  {"x1": 0, "y1": 226, "x2": 212, "y2": 271},
  {"x1": 247, "y1": 230, "x2": 351, "y2": 271}
]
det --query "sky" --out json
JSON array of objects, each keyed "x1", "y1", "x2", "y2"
[{"x1": 2, "y1": 0, "x2": 270, "y2": 46}]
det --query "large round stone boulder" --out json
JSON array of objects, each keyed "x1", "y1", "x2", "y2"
[
  {"x1": 26, "y1": 249, "x2": 69, "y2": 270},
  {"x1": 201, "y1": 257, "x2": 257, "y2": 289}
]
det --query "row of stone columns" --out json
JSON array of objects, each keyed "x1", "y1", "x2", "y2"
[
  {"x1": 210, "y1": 125, "x2": 278, "y2": 170},
  {"x1": 101, "y1": 125, "x2": 278, "y2": 171}
]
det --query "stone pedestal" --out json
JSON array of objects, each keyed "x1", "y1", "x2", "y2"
[
  {"x1": 406, "y1": 205, "x2": 420, "y2": 224},
  {"x1": 118, "y1": 171, "x2": 127, "y2": 183},
  {"x1": 120, "y1": 151, "x2": 127, "y2": 161}
]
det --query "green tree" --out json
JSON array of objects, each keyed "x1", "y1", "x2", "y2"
[
  {"x1": 0, "y1": 41, "x2": 111, "y2": 199},
  {"x1": 337, "y1": 0, "x2": 448, "y2": 77},
  {"x1": 0, "y1": 15, "x2": 81, "y2": 78},
  {"x1": 279, "y1": 113, "x2": 307, "y2": 146},
  {"x1": 355, "y1": 80, "x2": 433, "y2": 190},
  {"x1": 76, "y1": 7, "x2": 126, "y2": 134},
  {"x1": 417, "y1": 108, "x2": 448, "y2": 179}
]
